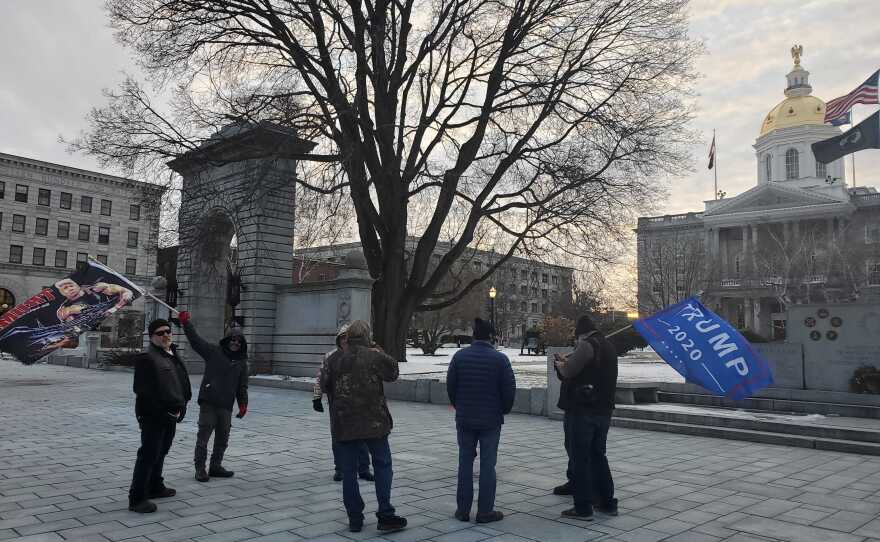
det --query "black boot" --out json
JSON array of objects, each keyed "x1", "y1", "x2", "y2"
[
  {"x1": 553, "y1": 482, "x2": 573, "y2": 495},
  {"x1": 128, "y1": 500, "x2": 157, "y2": 513},
  {"x1": 377, "y1": 515, "x2": 407, "y2": 532},
  {"x1": 195, "y1": 465, "x2": 209, "y2": 482},
  {"x1": 209, "y1": 465, "x2": 234, "y2": 478}
]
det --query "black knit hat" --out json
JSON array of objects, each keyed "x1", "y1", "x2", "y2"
[
  {"x1": 148, "y1": 318, "x2": 172, "y2": 336},
  {"x1": 575, "y1": 315, "x2": 596, "y2": 337},
  {"x1": 473, "y1": 318, "x2": 494, "y2": 340}
]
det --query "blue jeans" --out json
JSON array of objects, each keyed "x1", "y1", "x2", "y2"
[
  {"x1": 338, "y1": 437, "x2": 395, "y2": 523},
  {"x1": 456, "y1": 426, "x2": 501, "y2": 515},
  {"x1": 567, "y1": 412, "x2": 615, "y2": 513},
  {"x1": 332, "y1": 441, "x2": 371, "y2": 475}
]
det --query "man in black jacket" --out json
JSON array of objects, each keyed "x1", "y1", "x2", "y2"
[
  {"x1": 553, "y1": 315, "x2": 618, "y2": 521},
  {"x1": 178, "y1": 311, "x2": 248, "y2": 482},
  {"x1": 128, "y1": 318, "x2": 192, "y2": 513}
]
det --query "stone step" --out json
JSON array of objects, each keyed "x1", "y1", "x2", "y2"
[
  {"x1": 610, "y1": 417, "x2": 880, "y2": 456},
  {"x1": 657, "y1": 390, "x2": 880, "y2": 419},
  {"x1": 614, "y1": 405, "x2": 880, "y2": 443}
]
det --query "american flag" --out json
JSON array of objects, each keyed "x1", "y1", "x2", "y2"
[
  {"x1": 707, "y1": 134, "x2": 715, "y2": 170},
  {"x1": 824, "y1": 69, "x2": 879, "y2": 124}
]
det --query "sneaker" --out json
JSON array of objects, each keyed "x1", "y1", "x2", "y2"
[
  {"x1": 333, "y1": 471, "x2": 343, "y2": 482},
  {"x1": 454, "y1": 510, "x2": 470, "y2": 522},
  {"x1": 475, "y1": 511, "x2": 504, "y2": 524},
  {"x1": 349, "y1": 521, "x2": 363, "y2": 533},
  {"x1": 359, "y1": 471, "x2": 375, "y2": 482},
  {"x1": 595, "y1": 499, "x2": 619, "y2": 516},
  {"x1": 377, "y1": 515, "x2": 408, "y2": 532},
  {"x1": 128, "y1": 500, "x2": 157, "y2": 513},
  {"x1": 208, "y1": 465, "x2": 234, "y2": 478},
  {"x1": 195, "y1": 466, "x2": 209, "y2": 483},
  {"x1": 561, "y1": 507, "x2": 593, "y2": 521},
  {"x1": 148, "y1": 486, "x2": 176, "y2": 499},
  {"x1": 553, "y1": 482, "x2": 572, "y2": 495}
]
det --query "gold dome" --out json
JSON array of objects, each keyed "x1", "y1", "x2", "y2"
[{"x1": 759, "y1": 95, "x2": 826, "y2": 137}]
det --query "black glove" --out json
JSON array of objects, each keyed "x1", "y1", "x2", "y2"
[
  {"x1": 312, "y1": 398, "x2": 324, "y2": 412},
  {"x1": 177, "y1": 407, "x2": 186, "y2": 423}
]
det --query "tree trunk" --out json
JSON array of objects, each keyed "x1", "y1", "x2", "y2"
[{"x1": 372, "y1": 280, "x2": 415, "y2": 361}]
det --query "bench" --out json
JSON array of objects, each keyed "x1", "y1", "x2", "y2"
[{"x1": 615, "y1": 382, "x2": 659, "y2": 405}]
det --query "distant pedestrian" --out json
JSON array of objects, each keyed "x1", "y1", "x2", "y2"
[
  {"x1": 446, "y1": 318, "x2": 516, "y2": 524},
  {"x1": 313, "y1": 323, "x2": 374, "y2": 482},
  {"x1": 128, "y1": 318, "x2": 192, "y2": 513},
  {"x1": 178, "y1": 312, "x2": 249, "y2": 483},
  {"x1": 553, "y1": 315, "x2": 619, "y2": 521},
  {"x1": 322, "y1": 320, "x2": 407, "y2": 534}
]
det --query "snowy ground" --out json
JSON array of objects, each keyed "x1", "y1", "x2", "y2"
[{"x1": 399, "y1": 345, "x2": 684, "y2": 388}]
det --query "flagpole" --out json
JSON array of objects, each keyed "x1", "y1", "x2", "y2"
[{"x1": 713, "y1": 129, "x2": 718, "y2": 200}]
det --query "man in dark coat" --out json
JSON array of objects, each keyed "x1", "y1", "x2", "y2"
[
  {"x1": 313, "y1": 323, "x2": 373, "y2": 482},
  {"x1": 322, "y1": 320, "x2": 407, "y2": 534},
  {"x1": 553, "y1": 314, "x2": 619, "y2": 521},
  {"x1": 128, "y1": 318, "x2": 192, "y2": 513},
  {"x1": 178, "y1": 311, "x2": 248, "y2": 482},
  {"x1": 446, "y1": 318, "x2": 516, "y2": 524}
]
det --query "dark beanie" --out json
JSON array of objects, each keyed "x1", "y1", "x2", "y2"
[
  {"x1": 148, "y1": 318, "x2": 171, "y2": 336},
  {"x1": 575, "y1": 315, "x2": 596, "y2": 337},
  {"x1": 473, "y1": 318, "x2": 494, "y2": 340}
]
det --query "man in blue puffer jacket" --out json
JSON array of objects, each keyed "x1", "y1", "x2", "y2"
[{"x1": 446, "y1": 318, "x2": 516, "y2": 524}]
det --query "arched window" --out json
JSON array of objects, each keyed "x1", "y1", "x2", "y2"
[
  {"x1": 764, "y1": 154, "x2": 772, "y2": 181},
  {"x1": 785, "y1": 148, "x2": 799, "y2": 179},
  {"x1": 0, "y1": 288, "x2": 15, "y2": 316},
  {"x1": 816, "y1": 160, "x2": 827, "y2": 179}
]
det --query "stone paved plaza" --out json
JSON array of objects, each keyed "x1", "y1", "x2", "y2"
[{"x1": 2, "y1": 364, "x2": 880, "y2": 541}]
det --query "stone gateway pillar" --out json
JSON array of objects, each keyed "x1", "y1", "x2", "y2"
[{"x1": 168, "y1": 121, "x2": 315, "y2": 372}]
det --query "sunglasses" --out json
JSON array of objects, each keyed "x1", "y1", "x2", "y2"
[{"x1": 153, "y1": 329, "x2": 173, "y2": 337}]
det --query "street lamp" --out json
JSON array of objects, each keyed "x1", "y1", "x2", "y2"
[{"x1": 488, "y1": 286, "x2": 497, "y2": 343}]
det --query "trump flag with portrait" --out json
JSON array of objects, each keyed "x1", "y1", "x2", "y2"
[
  {"x1": 633, "y1": 297, "x2": 774, "y2": 400},
  {"x1": 0, "y1": 260, "x2": 143, "y2": 364}
]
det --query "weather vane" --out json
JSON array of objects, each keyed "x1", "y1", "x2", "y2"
[{"x1": 791, "y1": 44, "x2": 803, "y2": 67}]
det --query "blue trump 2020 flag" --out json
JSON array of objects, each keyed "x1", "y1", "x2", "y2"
[{"x1": 633, "y1": 297, "x2": 774, "y2": 400}]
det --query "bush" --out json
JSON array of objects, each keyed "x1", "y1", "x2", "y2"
[
  {"x1": 851, "y1": 366, "x2": 880, "y2": 394},
  {"x1": 542, "y1": 316, "x2": 574, "y2": 347},
  {"x1": 738, "y1": 329, "x2": 769, "y2": 343}
]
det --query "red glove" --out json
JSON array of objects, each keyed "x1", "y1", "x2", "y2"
[
  {"x1": 178, "y1": 311, "x2": 191, "y2": 325},
  {"x1": 236, "y1": 404, "x2": 248, "y2": 418}
]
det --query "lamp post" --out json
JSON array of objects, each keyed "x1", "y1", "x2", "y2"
[{"x1": 488, "y1": 286, "x2": 497, "y2": 343}]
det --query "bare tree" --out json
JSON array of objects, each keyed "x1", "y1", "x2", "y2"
[
  {"x1": 69, "y1": 0, "x2": 700, "y2": 358},
  {"x1": 639, "y1": 229, "x2": 706, "y2": 313}
]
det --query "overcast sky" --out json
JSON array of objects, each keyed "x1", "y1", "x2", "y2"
[{"x1": 1, "y1": 0, "x2": 878, "y2": 217}]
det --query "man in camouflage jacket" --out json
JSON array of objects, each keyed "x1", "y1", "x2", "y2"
[{"x1": 321, "y1": 320, "x2": 407, "y2": 534}]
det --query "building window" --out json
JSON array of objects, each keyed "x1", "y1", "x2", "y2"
[
  {"x1": 520, "y1": 270, "x2": 527, "y2": 280},
  {"x1": 78, "y1": 224, "x2": 91, "y2": 242},
  {"x1": 38, "y1": 189, "x2": 51, "y2": 206},
  {"x1": 868, "y1": 261, "x2": 880, "y2": 286},
  {"x1": 785, "y1": 148, "x2": 799, "y2": 180},
  {"x1": 96, "y1": 254, "x2": 108, "y2": 265},
  {"x1": 57, "y1": 221, "x2": 69, "y2": 239},
  {"x1": 127, "y1": 230, "x2": 139, "y2": 248},
  {"x1": 77, "y1": 252, "x2": 88, "y2": 264},
  {"x1": 14, "y1": 184, "x2": 28, "y2": 203},
  {"x1": 35, "y1": 218, "x2": 48, "y2": 236},
  {"x1": 0, "y1": 181, "x2": 4, "y2": 199},
  {"x1": 531, "y1": 302, "x2": 538, "y2": 313},
  {"x1": 473, "y1": 261, "x2": 482, "y2": 271},
  {"x1": 816, "y1": 160, "x2": 827, "y2": 179},
  {"x1": 125, "y1": 258, "x2": 137, "y2": 275},
  {"x1": 9, "y1": 245, "x2": 23, "y2": 264},
  {"x1": 542, "y1": 273, "x2": 548, "y2": 283},
  {"x1": 764, "y1": 154, "x2": 772, "y2": 181},
  {"x1": 531, "y1": 287, "x2": 538, "y2": 297},
  {"x1": 55, "y1": 250, "x2": 67, "y2": 268},
  {"x1": 531, "y1": 272, "x2": 537, "y2": 281},
  {"x1": 12, "y1": 214, "x2": 25, "y2": 233},
  {"x1": 542, "y1": 289, "x2": 548, "y2": 299},
  {"x1": 520, "y1": 301, "x2": 527, "y2": 311},
  {"x1": 81, "y1": 196, "x2": 92, "y2": 213},
  {"x1": 98, "y1": 226, "x2": 110, "y2": 244},
  {"x1": 866, "y1": 223, "x2": 880, "y2": 244},
  {"x1": 32, "y1": 248, "x2": 45, "y2": 266},
  {"x1": 552, "y1": 275, "x2": 558, "y2": 285},
  {"x1": 735, "y1": 255, "x2": 741, "y2": 276},
  {"x1": 520, "y1": 285, "x2": 527, "y2": 295},
  {"x1": 100, "y1": 199, "x2": 112, "y2": 216},
  {"x1": 130, "y1": 204, "x2": 141, "y2": 221},
  {"x1": 60, "y1": 192, "x2": 72, "y2": 209},
  {"x1": 0, "y1": 289, "x2": 15, "y2": 315}
]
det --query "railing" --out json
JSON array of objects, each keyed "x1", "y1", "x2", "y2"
[
  {"x1": 802, "y1": 275, "x2": 827, "y2": 284},
  {"x1": 853, "y1": 192, "x2": 880, "y2": 201},
  {"x1": 639, "y1": 212, "x2": 704, "y2": 226},
  {"x1": 720, "y1": 278, "x2": 741, "y2": 288},
  {"x1": 717, "y1": 275, "x2": 835, "y2": 289}
]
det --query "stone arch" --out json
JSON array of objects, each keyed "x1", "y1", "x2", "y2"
[{"x1": 168, "y1": 121, "x2": 316, "y2": 371}]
